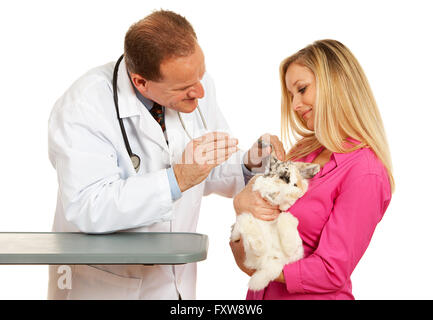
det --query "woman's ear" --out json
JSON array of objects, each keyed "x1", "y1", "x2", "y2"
[{"x1": 294, "y1": 162, "x2": 320, "y2": 179}]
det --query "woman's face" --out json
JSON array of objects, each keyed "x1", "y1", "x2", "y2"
[{"x1": 285, "y1": 63, "x2": 316, "y2": 131}]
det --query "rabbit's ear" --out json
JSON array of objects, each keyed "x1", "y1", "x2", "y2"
[
  {"x1": 269, "y1": 154, "x2": 279, "y2": 167},
  {"x1": 294, "y1": 162, "x2": 320, "y2": 179}
]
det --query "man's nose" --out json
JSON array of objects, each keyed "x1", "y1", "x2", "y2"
[{"x1": 188, "y1": 82, "x2": 205, "y2": 99}]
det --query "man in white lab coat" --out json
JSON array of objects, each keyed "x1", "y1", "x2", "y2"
[{"x1": 47, "y1": 10, "x2": 284, "y2": 300}]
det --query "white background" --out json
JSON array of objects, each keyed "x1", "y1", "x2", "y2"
[{"x1": 0, "y1": 0, "x2": 432, "y2": 299}]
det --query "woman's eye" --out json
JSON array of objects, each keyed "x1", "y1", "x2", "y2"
[{"x1": 298, "y1": 86, "x2": 307, "y2": 94}]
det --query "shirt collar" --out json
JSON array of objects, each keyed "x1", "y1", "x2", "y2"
[
  {"x1": 302, "y1": 137, "x2": 362, "y2": 177},
  {"x1": 132, "y1": 85, "x2": 154, "y2": 111},
  {"x1": 332, "y1": 137, "x2": 362, "y2": 166}
]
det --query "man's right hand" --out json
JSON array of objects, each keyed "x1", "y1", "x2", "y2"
[{"x1": 173, "y1": 132, "x2": 239, "y2": 192}]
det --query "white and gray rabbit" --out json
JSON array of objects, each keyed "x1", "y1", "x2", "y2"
[{"x1": 231, "y1": 155, "x2": 320, "y2": 291}]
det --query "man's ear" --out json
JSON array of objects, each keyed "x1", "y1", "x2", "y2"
[
  {"x1": 294, "y1": 162, "x2": 320, "y2": 179},
  {"x1": 130, "y1": 73, "x2": 149, "y2": 93}
]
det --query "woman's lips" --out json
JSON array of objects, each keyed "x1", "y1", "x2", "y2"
[{"x1": 302, "y1": 110, "x2": 312, "y2": 119}]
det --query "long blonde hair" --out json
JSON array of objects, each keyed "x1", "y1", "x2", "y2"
[{"x1": 280, "y1": 39, "x2": 395, "y2": 192}]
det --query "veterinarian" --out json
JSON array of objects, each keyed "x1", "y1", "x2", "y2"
[
  {"x1": 47, "y1": 10, "x2": 286, "y2": 300},
  {"x1": 230, "y1": 39, "x2": 394, "y2": 300}
]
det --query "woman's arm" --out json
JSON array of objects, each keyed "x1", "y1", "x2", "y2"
[{"x1": 229, "y1": 238, "x2": 255, "y2": 276}]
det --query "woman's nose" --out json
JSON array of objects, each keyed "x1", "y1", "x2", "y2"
[{"x1": 291, "y1": 94, "x2": 302, "y2": 111}]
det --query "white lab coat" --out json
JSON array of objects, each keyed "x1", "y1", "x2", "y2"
[{"x1": 47, "y1": 59, "x2": 245, "y2": 300}]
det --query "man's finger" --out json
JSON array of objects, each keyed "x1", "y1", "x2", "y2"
[
  {"x1": 207, "y1": 147, "x2": 239, "y2": 165},
  {"x1": 260, "y1": 146, "x2": 272, "y2": 157},
  {"x1": 269, "y1": 135, "x2": 286, "y2": 161},
  {"x1": 201, "y1": 137, "x2": 238, "y2": 152},
  {"x1": 194, "y1": 131, "x2": 232, "y2": 145},
  {"x1": 257, "y1": 134, "x2": 272, "y2": 148},
  {"x1": 204, "y1": 146, "x2": 238, "y2": 162}
]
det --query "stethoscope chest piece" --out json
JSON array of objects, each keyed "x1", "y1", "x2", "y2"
[{"x1": 131, "y1": 154, "x2": 141, "y2": 173}]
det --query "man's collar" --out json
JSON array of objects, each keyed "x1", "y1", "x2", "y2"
[{"x1": 132, "y1": 84, "x2": 154, "y2": 111}]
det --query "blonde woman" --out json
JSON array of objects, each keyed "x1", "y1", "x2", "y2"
[{"x1": 230, "y1": 39, "x2": 394, "y2": 300}]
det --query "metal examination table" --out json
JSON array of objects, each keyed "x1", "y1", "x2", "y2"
[{"x1": 0, "y1": 232, "x2": 209, "y2": 265}]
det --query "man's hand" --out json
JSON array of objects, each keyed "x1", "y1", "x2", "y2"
[
  {"x1": 233, "y1": 176, "x2": 280, "y2": 221},
  {"x1": 243, "y1": 133, "x2": 285, "y2": 172},
  {"x1": 173, "y1": 132, "x2": 239, "y2": 192}
]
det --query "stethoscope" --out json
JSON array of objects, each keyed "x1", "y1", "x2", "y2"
[{"x1": 112, "y1": 55, "x2": 208, "y2": 172}]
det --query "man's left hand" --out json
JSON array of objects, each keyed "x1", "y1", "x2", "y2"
[{"x1": 243, "y1": 133, "x2": 286, "y2": 171}]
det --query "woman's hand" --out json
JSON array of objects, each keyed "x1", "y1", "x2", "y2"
[
  {"x1": 234, "y1": 176, "x2": 281, "y2": 221},
  {"x1": 229, "y1": 238, "x2": 255, "y2": 276},
  {"x1": 230, "y1": 238, "x2": 286, "y2": 283}
]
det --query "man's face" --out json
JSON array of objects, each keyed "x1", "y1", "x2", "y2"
[{"x1": 132, "y1": 43, "x2": 206, "y2": 113}]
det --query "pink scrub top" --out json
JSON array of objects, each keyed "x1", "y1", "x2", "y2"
[{"x1": 246, "y1": 141, "x2": 392, "y2": 300}]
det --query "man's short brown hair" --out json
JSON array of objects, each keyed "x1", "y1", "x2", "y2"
[{"x1": 124, "y1": 10, "x2": 197, "y2": 81}]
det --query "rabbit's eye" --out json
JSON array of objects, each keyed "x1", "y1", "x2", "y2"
[{"x1": 279, "y1": 175, "x2": 290, "y2": 184}]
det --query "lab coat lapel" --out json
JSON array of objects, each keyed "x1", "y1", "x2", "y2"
[
  {"x1": 165, "y1": 107, "x2": 209, "y2": 163},
  {"x1": 116, "y1": 59, "x2": 169, "y2": 152},
  {"x1": 138, "y1": 102, "x2": 169, "y2": 152},
  {"x1": 165, "y1": 108, "x2": 190, "y2": 164}
]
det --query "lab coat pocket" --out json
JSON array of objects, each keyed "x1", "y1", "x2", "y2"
[{"x1": 66, "y1": 265, "x2": 142, "y2": 300}]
